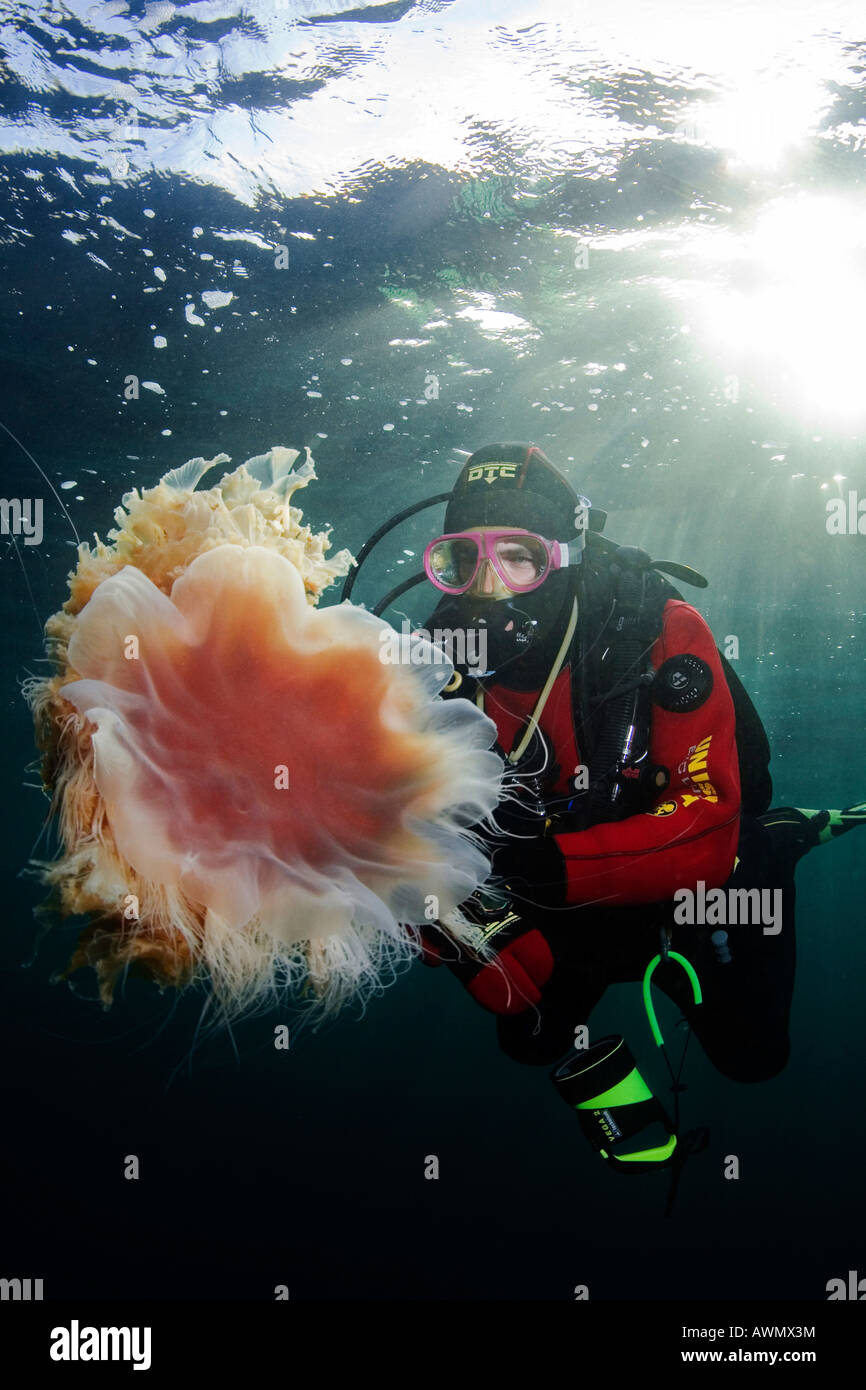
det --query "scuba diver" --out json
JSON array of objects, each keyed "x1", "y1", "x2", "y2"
[{"x1": 344, "y1": 441, "x2": 865, "y2": 1197}]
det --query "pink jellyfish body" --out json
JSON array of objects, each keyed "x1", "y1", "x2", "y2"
[{"x1": 26, "y1": 448, "x2": 502, "y2": 1019}]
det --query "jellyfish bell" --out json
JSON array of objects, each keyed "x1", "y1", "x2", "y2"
[{"x1": 25, "y1": 447, "x2": 503, "y2": 1021}]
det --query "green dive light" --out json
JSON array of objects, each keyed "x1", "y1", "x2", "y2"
[{"x1": 551, "y1": 947, "x2": 702, "y2": 1171}]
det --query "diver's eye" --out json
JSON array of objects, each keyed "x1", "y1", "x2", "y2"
[
  {"x1": 494, "y1": 538, "x2": 547, "y2": 584},
  {"x1": 498, "y1": 545, "x2": 533, "y2": 564}
]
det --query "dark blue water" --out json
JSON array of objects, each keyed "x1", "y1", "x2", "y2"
[{"x1": 1, "y1": 0, "x2": 865, "y2": 1305}]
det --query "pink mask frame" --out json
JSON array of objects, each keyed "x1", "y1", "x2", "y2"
[{"x1": 423, "y1": 528, "x2": 571, "y2": 595}]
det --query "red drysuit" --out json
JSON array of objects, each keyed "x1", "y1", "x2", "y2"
[{"x1": 479, "y1": 599, "x2": 741, "y2": 905}]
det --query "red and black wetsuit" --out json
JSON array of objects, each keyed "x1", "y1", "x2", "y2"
[
  {"x1": 431, "y1": 597, "x2": 801, "y2": 1084},
  {"x1": 482, "y1": 598, "x2": 741, "y2": 907}
]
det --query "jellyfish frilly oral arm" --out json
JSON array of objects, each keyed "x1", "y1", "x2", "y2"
[
  {"x1": 51, "y1": 446, "x2": 352, "y2": 621},
  {"x1": 24, "y1": 446, "x2": 502, "y2": 1024}
]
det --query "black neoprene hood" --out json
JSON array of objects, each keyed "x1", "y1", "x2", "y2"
[{"x1": 443, "y1": 442, "x2": 579, "y2": 539}]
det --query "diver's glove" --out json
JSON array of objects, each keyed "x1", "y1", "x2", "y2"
[
  {"x1": 495, "y1": 830, "x2": 567, "y2": 913},
  {"x1": 418, "y1": 885, "x2": 555, "y2": 1015}
]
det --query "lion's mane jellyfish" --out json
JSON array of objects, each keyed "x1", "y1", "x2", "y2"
[{"x1": 26, "y1": 447, "x2": 502, "y2": 1019}]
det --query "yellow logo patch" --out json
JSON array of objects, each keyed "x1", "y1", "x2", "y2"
[
  {"x1": 648, "y1": 799, "x2": 678, "y2": 817},
  {"x1": 678, "y1": 734, "x2": 719, "y2": 806},
  {"x1": 467, "y1": 463, "x2": 519, "y2": 486}
]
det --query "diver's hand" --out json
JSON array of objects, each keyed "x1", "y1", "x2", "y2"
[
  {"x1": 418, "y1": 888, "x2": 554, "y2": 1015},
  {"x1": 496, "y1": 830, "x2": 567, "y2": 912}
]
